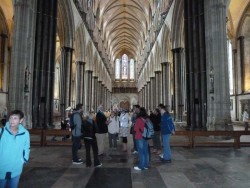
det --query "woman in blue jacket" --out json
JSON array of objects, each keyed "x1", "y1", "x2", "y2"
[
  {"x1": 0, "y1": 110, "x2": 30, "y2": 188},
  {"x1": 158, "y1": 104, "x2": 175, "y2": 163}
]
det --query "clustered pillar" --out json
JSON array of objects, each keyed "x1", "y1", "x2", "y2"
[{"x1": 32, "y1": 0, "x2": 58, "y2": 128}]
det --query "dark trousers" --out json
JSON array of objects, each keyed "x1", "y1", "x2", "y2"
[
  {"x1": 108, "y1": 133, "x2": 117, "y2": 148},
  {"x1": 84, "y1": 138, "x2": 100, "y2": 167},
  {"x1": 72, "y1": 136, "x2": 81, "y2": 161},
  {"x1": 132, "y1": 132, "x2": 137, "y2": 151}
]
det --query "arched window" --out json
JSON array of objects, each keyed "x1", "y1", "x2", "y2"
[
  {"x1": 130, "y1": 59, "x2": 135, "y2": 80},
  {"x1": 115, "y1": 54, "x2": 135, "y2": 81},
  {"x1": 115, "y1": 59, "x2": 120, "y2": 79},
  {"x1": 121, "y1": 54, "x2": 128, "y2": 79}
]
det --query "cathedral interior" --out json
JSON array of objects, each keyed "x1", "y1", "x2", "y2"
[{"x1": 1, "y1": 0, "x2": 250, "y2": 187}]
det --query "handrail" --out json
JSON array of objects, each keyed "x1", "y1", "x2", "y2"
[{"x1": 29, "y1": 129, "x2": 250, "y2": 148}]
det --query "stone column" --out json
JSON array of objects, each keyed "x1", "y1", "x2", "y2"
[
  {"x1": 91, "y1": 75, "x2": 95, "y2": 112},
  {"x1": 93, "y1": 76, "x2": 98, "y2": 111},
  {"x1": 232, "y1": 49, "x2": 238, "y2": 120},
  {"x1": 101, "y1": 84, "x2": 106, "y2": 110},
  {"x1": 84, "y1": 70, "x2": 92, "y2": 112},
  {"x1": 97, "y1": 81, "x2": 102, "y2": 106},
  {"x1": 104, "y1": 87, "x2": 107, "y2": 110},
  {"x1": 32, "y1": 0, "x2": 58, "y2": 128},
  {"x1": 138, "y1": 90, "x2": 141, "y2": 106},
  {"x1": 141, "y1": 86, "x2": 145, "y2": 107},
  {"x1": 144, "y1": 85, "x2": 148, "y2": 109},
  {"x1": 58, "y1": 47, "x2": 73, "y2": 121},
  {"x1": 184, "y1": 0, "x2": 207, "y2": 130},
  {"x1": 75, "y1": 61, "x2": 85, "y2": 104},
  {"x1": 155, "y1": 71, "x2": 159, "y2": 106},
  {"x1": 161, "y1": 62, "x2": 171, "y2": 111},
  {"x1": 204, "y1": 0, "x2": 231, "y2": 130},
  {"x1": 0, "y1": 34, "x2": 7, "y2": 91},
  {"x1": 238, "y1": 36, "x2": 245, "y2": 93},
  {"x1": 172, "y1": 48, "x2": 185, "y2": 121},
  {"x1": 146, "y1": 83, "x2": 150, "y2": 110},
  {"x1": 151, "y1": 77, "x2": 156, "y2": 109},
  {"x1": 158, "y1": 71, "x2": 163, "y2": 104},
  {"x1": 8, "y1": 0, "x2": 37, "y2": 128}
]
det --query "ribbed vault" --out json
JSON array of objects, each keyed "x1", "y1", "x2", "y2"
[{"x1": 98, "y1": 0, "x2": 152, "y2": 60}]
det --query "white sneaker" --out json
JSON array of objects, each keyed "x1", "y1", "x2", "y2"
[
  {"x1": 95, "y1": 163, "x2": 102, "y2": 167},
  {"x1": 72, "y1": 160, "x2": 83, "y2": 165},
  {"x1": 159, "y1": 154, "x2": 163, "y2": 158},
  {"x1": 72, "y1": 158, "x2": 82, "y2": 162},
  {"x1": 133, "y1": 166, "x2": 142, "y2": 171},
  {"x1": 132, "y1": 151, "x2": 138, "y2": 154}
]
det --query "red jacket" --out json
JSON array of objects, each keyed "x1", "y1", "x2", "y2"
[{"x1": 134, "y1": 117, "x2": 145, "y2": 139}]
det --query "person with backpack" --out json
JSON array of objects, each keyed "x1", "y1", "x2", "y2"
[
  {"x1": 131, "y1": 105, "x2": 140, "y2": 154},
  {"x1": 71, "y1": 103, "x2": 84, "y2": 164},
  {"x1": 158, "y1": 104, "x2": 175, "y2": 163},
  {"x1": 133, "y1": 107, "x2": 149, "y2": 171},
  {"x1": 82, "y1": 112, "x2": 102, "y2": 167}
]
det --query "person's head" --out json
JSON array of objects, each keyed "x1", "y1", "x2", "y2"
[
  {"x1": 138, "y1": 107, "x2": 148, "y2": 118},
  {"x1": 8, "y1": 110, "x2": 24, "y2": 127},
  {"x1": 83, "y1": 112, "x2": 92, "y2": 120},
  {"x1": 110, "y1": 111, "x2": 116, "y2": 117},
  {"x1": 158, "y1": 104, "x2": 166, "y2": 115},
  {"x1": 98, "y1": 104, "x2": 104, "y2": 112},
  {"x1": 75, "y1": 103, "x2": 83, "y2": 112},
  {"x1": 154, "y1": 108, "x2": 160, "y2": 115},
  {"x1": 133, "y1": 105, "x2": 140, "y2": 113}
]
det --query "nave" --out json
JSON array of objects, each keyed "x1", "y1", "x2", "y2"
[{"x1": 19, "y1": 135, "x2": 250, "y2": 188}]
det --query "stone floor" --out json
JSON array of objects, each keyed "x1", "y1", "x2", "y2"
[{"x1": 19, "y1": 133, "x2": 250, "y2": 188}]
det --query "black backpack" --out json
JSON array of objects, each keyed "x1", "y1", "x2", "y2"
[{"x1": 82, "y1": 119, "x2": 95, "y2": 138}]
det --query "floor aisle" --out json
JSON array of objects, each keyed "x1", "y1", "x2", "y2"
[{"x1": 19, "y1": 134, "x2": 250, "y2": 188}]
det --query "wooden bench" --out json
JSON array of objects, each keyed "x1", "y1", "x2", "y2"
[
  {"x1": 29, "y1": 129, "x2": 43, "y2": 146},
  {"x1": 43, "y1": 129, "x2": 72, "y2": 146}
]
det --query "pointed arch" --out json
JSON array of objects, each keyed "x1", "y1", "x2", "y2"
[
  {"x1": 58, "y1": 0, "x2": 75, "y2": 47},
  {"x1": 171, "y1": 0, "x2": 184, "y2": 49},
  {"x1": 74, "y1": 24, "x2": 86, "y2": 61},
  {"x1": 85, "y1": 41, "x2": 93, "y2": 70},
  {"x1": 161, "y1": 24, "x2": 172, "y2": 63}
]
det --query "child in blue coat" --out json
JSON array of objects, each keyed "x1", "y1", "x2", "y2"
[{"x1": 0, "y1": 110, "x2": 30, "y2": 188}]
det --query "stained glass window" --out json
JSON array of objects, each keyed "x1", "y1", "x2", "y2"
[
  {"x1": 115, "y1": 59, "x2": 120, "y2": 79},
  {"x1": 121, "y1": 54, "x2": 128, "y2": 79},
  {"x1": 130, "y1": 59, "x2": 135, "y2": 80},
  {"x1": 115, "y1": 54, "x2": 135, "y2": 81}
]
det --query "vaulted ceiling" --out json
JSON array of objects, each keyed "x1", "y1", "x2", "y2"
[{"x1": 98, "y1": 0, "x2": 152, "y2": 60}]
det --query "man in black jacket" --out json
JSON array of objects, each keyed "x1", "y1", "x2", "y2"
[{"x1": 95, "y1": 104, "x2": 109, "y2": 156}]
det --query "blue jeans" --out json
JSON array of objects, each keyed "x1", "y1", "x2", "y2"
[
  {"x1": 72, "y1": 136, "x2": 81, "y2": 161},
  {"x1": 0, "y1": 175, "x2": 20, "y2": 188},
  {"x1": 162, "y1": 134, "x2": 171, "y2": 160},
  {"x1": 136, "y1": 139, "x2": 149, "y2": 169}
]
